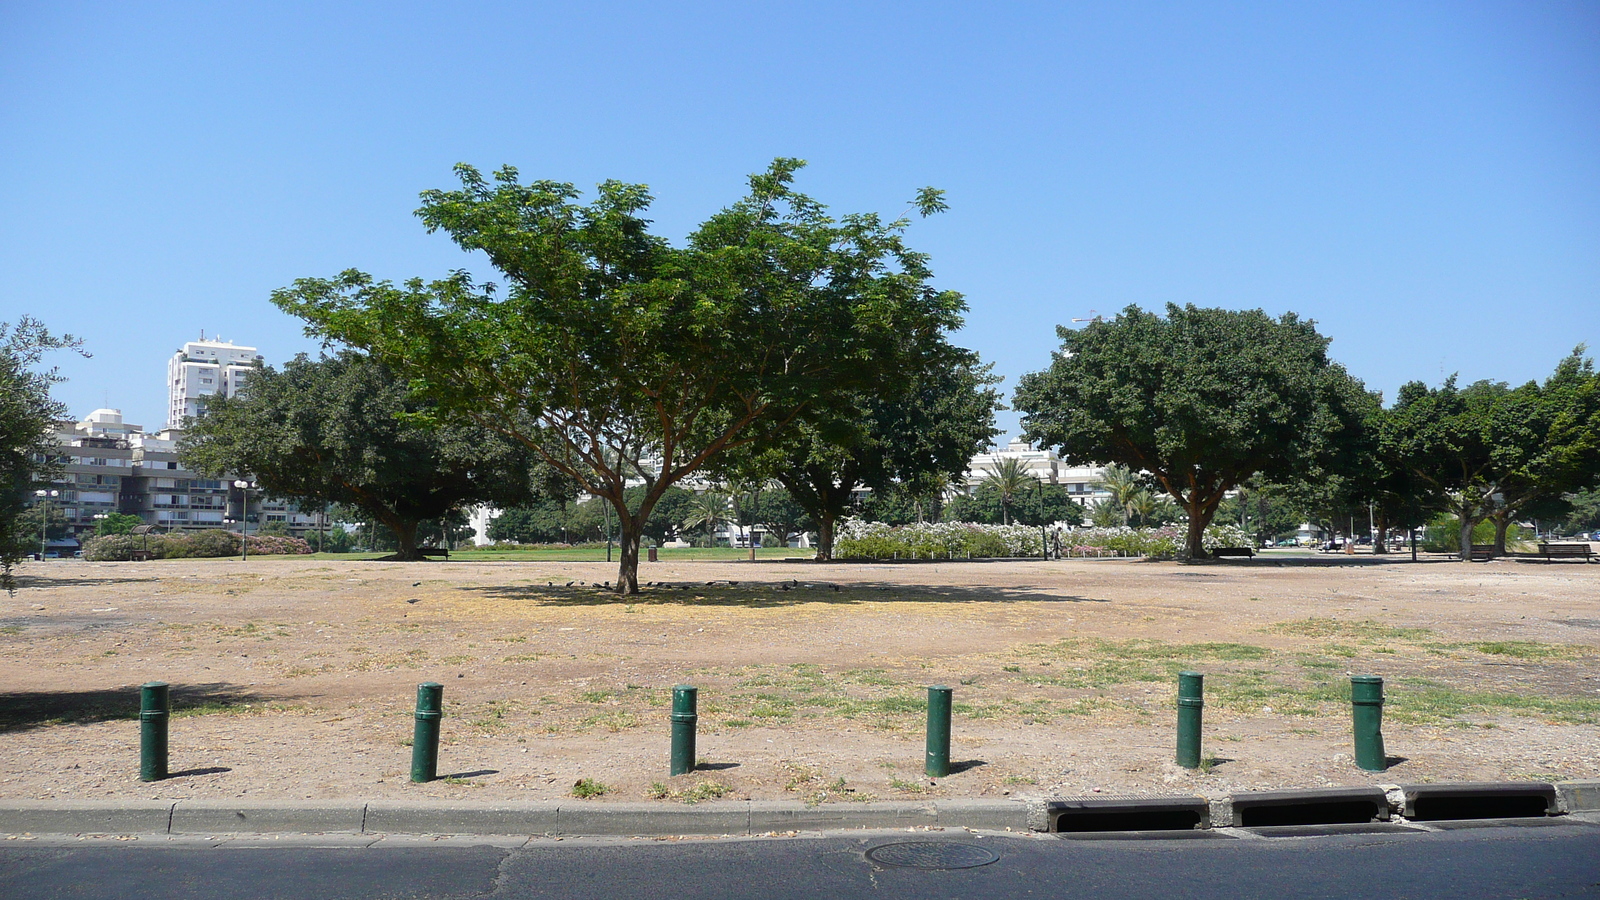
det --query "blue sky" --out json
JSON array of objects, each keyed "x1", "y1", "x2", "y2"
[{"x1": 3, "y1": 1, "x2": 1597, "y2": 438}]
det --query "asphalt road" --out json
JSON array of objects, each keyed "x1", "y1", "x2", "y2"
[{"x1": 2, "y1": 819, "x2": 1598, "y2": 900}]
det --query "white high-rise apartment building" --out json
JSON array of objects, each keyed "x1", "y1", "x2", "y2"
[{"x1": 166, "y1": 337, "x2": 262, "y2": 429}]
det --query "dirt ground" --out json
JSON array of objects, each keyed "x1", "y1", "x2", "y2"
[{"x1": 2, "y1": 553, "x2": 1597, "y2": 806}]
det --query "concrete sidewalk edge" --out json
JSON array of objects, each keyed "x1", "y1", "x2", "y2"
[
  {"x1": 0, "y1": 798, "x2": 1028, "y2": 837},
  {"x1": 2, "y1": 781, "x2": 1595, "y2": 837}
]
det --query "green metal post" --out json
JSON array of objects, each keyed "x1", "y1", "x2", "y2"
[
  {"x1": 1175, "y1": 671, "x2": 1204, "y2": 769},
  {"x1": 139, "y1": 681, "x2": 169, "y2": 782},
  {"x1": 410, "y1": 682, "x2": 443, "y2": 783},
  {"x1": 670, "y1": 685, "x2": 698, "y2": 776},
  {"x1": 925, "y1": 685, "x2": 952, "y2": 778},
  {"x1": 1351, "y1": 675, "x2": 1387, "y2": 772}
]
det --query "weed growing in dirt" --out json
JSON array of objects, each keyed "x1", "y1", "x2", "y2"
[
  {"x1": 1263, "y1": 618, "x2": 1432, "y2": 642},
  {"x1": 571, "y1": 778, "x2": 608, "y2": 798}
]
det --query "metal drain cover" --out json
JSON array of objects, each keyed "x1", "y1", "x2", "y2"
[{"x1": 865, "y1": 841, "x2": 1000, "y2": 870}]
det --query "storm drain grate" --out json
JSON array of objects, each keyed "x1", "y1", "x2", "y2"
[{"x1": 865, "y1": 841, "x2": 1000, "y2": 870}]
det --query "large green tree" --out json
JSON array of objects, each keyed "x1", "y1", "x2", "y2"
[
  {"x1": 731, "y1": 352, "x2": 1000, "y2": 560},
  {"x1": 1, "y1": 317, "x2": 84, "y2": 591},
  {"x1": 274, "y1": 160, "x2": 965, "y2": 591},
  {"x1": 178, "y1": 351, "x2": 540, "y2": 560},
  {"x1": 1015, "y1": 304, "x2": 1362, "y2": 559},
  {"x1": 1383, "y1": 350, "x2": 1600, "y2": 559}
]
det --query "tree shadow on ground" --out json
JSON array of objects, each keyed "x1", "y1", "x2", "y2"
[
  {"x1": 7, "y1": 572, "x2": 164, "y2": 590},
  {"x1": 1191, "y1": 557, "x2": 1447, "y2": 568},
  {"x1": 0, "y1": 683, "x2": 276, "y2": 734},
  {"x1": 458, "y1": 581, "x2": 1110, "y2": 608}
]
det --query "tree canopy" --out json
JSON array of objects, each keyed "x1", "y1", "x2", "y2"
[
  {"x1": 178, "y1": 350, "x2": 541, "y2": 560},
  {"x1": 728, "y1": 350, "x2": 1001, "y2": 559},
  {"x1": 1380, "y1": 349, "x2": 1600, "y2": 558},
  {"x1": 1, "y1": 317, "x2": 84, "y2": 592},
  {"x1": 1015, "y1": 304, "x2": 1362, "y2": 558},
  {"x1": 273, "y1": 159, "x2": 967, "y2": 591}
]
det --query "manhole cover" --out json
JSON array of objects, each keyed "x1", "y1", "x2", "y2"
[{"x1": 865, "y1": 841, "x2": 1000, "y2": 870}]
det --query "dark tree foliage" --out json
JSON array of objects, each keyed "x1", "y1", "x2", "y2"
[
  {"x1": 178, "y1": 351, "x2": 540, "y2": 560},
  {"x1": 1, "y1": 317, "x2": 85, "y2": 592},
  {"x1": 734, "y1": 352, "x2": 1001, "y2": 560},
  {"x1": 1016, "y1": 304, "x2": 1363, "y2": 558},
  {"x1": 735, "y1": 486, "x2": 814, "y2": 546},
  {"x1": 1380, "y1": 349, "x2": 1600, "y2": 558},
  {"x1": 945, "y1": 481, "x2": 1083, "y2": 527}
]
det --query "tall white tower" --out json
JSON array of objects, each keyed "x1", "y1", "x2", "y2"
[{"x1": 166, "y1": 336, "x2": 262, "y2": 429}]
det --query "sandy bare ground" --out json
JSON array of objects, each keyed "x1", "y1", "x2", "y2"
[{"x1": 1, "y1": 553, "x2": 1597, "y2": 807}]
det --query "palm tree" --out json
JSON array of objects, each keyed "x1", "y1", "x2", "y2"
[
  {"x1": 682, "y1": 489, "x2": 731, "y2": 547},
  {"x1": 1094, "y1": 464, "x2": 1143, "y2": 527},
  {"x1": 981, "y1": 458, "x2": 1033, "y2": 526},
  {"x1": 1126, "y1": 487, "x2": 1158, "y2": 528}
]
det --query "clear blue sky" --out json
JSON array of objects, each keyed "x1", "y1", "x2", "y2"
[{"x1": 3, "y1": 1, "x2": 1597, "y2": 439}]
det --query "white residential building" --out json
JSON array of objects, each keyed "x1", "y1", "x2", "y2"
[
  {"x1": 166, "y1": 337, "x2": 262, "y2": 429},
  {"x1": 962, "y1": 437, "x2": 1113, "y2": 505}
]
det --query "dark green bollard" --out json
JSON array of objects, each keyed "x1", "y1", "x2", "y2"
[
  {"x1": 139, "y1": 681, "x2": 169, "y2": 782},
  {"x1": 1176, "y1": 671, "x2": 1204, "y2": 769},
  {"x1": 411, "y1": 682, "x2": 443, "y2": 783},
  {"x1": 925, "y1": 685, "x2": 952, "y2": 778},
  {"x1": 670, "y1": 685, "x2": 698, "y2": 776},
  {"x1": 1351, "y1": 675, "x2": 1387, "y2": 772}
]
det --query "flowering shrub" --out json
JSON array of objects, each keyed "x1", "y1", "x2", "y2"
[
  {"x1": 833, "y1": 519, "x2": 1254, "y2": 560},
  {"x1": 1053, "y1": 524, "x2": 1254, "y2": 558},
  {"x1": 835, "y1": 519, "x2": 1045, "y2": 558},
  {"x1": 81, "y1": 530, "x2": 313, "y2": 560}
]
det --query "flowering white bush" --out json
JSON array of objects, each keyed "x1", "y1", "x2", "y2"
[
  {"x1": 833, "y1": 518, "x2": 1255, "y2": 559},
  {"x1": 835, "y1": 519, "x2": 1044, "y2": 558}
]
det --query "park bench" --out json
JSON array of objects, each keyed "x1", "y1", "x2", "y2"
[
  {"x1": 1211, "y1": 547, "x2": 1255, "y2": 558},
  {"x1": 1468, "y1": 544, "x2": 1496, "y2": 561},
  {"x1": 1536, "y1": 543, "x2": 1594, "y2": 562},
  {"x1": 418, "y1": 547, "x2": 450, "y2": 560}
]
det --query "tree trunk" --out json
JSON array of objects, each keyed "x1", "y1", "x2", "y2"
[
  {"x1": 392, "y1": 519, "x2": 422, "y2": 561},
  {"x1": 1491, "y1": 513, "x2": 1511, "y2": 556},
  {"x1": 1458, "y1": 516, "x2": 1477, "y2": 562},
  {"x1": 1185, "y1": 512, "x2": 1208, "y2": 559},
  {"x1": 615, "y1": 522, "x2": 642, "y2": 594},
  {"x1": 1372, "y1": 510, "x2": 1389, "y2": 555},
  {"x1": 815, "y1": 510, "x2": 836, "y2": 562}
]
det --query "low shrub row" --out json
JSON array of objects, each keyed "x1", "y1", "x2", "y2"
[
  {"x1": 82, "y1": 530, "x2": 312, "y2": 561},
  {"x1": 834, "y1": 519, "x2": 1254, "y2": 559}
]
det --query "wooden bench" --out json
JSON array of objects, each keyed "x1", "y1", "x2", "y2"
[
  {"x1": 1211, "y1": 547, "x2": 1255, "y2": 558},
  {"x1": 1537, "y1": 543, "x2": 1594, "y2": 562},
  {"x1": 418, "y1": 547, "x2": 450, "y2": 560}
]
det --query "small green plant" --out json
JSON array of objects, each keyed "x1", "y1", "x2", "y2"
[
  {"x1": 1001, "y1": 774, "x2": 1037, "y2": 785},
  {"x1": 888, "y1": 776, "x2": 927, "y2": 793},
  {"x1": 1001, "y1": 665, "x2": 1021, "y2": 673},
  {"x1": 571, "y1": 778, "x2": 609, "y2": 799},
  {"x1": 646, "y1": 782, "x2": 670, "y2": 799},
  {"x1": 1198, "y1": 754, "x2": 1221, "y2": 774},
  {"x1": 681, "y1": 781, "x2": 731, "y2": 804}
]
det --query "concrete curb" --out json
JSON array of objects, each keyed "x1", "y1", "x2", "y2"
[
  {"x1": 0, "y1": 798, "x2": 1027, "y2": 837},
  {"x1": 2, "y1": 782, "x2": 1595, "y2": 837}
]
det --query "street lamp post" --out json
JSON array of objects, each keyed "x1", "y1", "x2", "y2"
[
  {"x1": 33, "y1": 489, "x2": 59, "y2": 559},
  {"x1": 233, "y1": 480, "x2": 255, "y2": 561}
]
